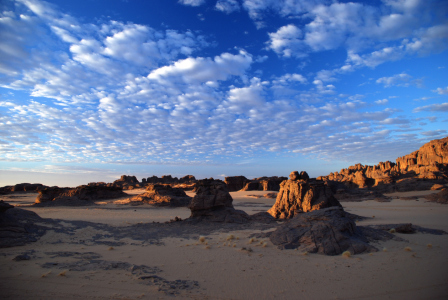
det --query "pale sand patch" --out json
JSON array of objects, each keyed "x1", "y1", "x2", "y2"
[{"x1": 1, "y1": 189, "x2": 448, "y2": 299}]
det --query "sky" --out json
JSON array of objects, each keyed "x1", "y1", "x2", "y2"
[{"x1": 0, "y1": 0, "x2": 447, "y2": 187}]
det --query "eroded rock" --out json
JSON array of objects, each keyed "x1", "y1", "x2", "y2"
[
  {"x1": 268, "y1": 178, "x2": 341, "y2": 219},
  {"x1": 188, "y1": 179, "x2": 249, "y2": 223},
  {"x1": 269, "y1": 207, "x2": 377, "y2": 255},
  {"x1": 35, "y1": 185, "x2": 127, "y2": 206},
  {"x1": 130, "y1": 184, "x2": 192, "y2": 207}
]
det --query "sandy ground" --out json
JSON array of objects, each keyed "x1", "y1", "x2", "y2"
[{"x1": 1, "y1": 189, "x2": 448, "y2": 299}]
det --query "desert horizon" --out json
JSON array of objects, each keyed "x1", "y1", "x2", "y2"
[
  {"x1": 2, "y1": 0, "x2": 448, "y2": 299},
  {"x1": 1, "y1": 137, "x2": 448, "y2": 299}
]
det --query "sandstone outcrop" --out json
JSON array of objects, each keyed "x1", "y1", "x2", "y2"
[
  {"x1": 35, "y1": 185, "x2": 127, "y2": 206},
  {"x1": 130, "y1": 184, "x2": 192, "y2": 207},
  {"x1": 269, "y1": 207, "x2": 377, "y2": 255},
  {"x1": 240, "y1": 176, "x2": 288, "y2": 192},
  {"x1": 0, "y1": 183, "x2": 48, "y2": 195},
  {"x1": 113, "y1": 175, "x2": 140, "y2": 189},
  {"x1": 268, "y1": 173, "x2": 341, "y2": 219},
  {"x1": 318, "y1": 137, "x2": 448, "y2": 193},
  {"x1": 188, "y1": 179, "x2": 249, "y2": 223},
  {"x1": 224, "y1": 176, "x2": 249, "y2": 192}
]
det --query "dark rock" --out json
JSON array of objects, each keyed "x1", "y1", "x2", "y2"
[
  {"x1": 188, "y1": 179, "x2": 249, "y2": 223},
  {"x1": 129, "y1": 184, "x2": 192, "y2": 207},
  {"x1": 12, "y1": 254, "x2": 30, "y2": 261},
  {"x1": 0, "y1": 205, "x2": 48, "y2": 248},
  {"x1": 224, "y1": 176, "x2": 249, "y2": 192},
  {"x1": 269, "y1": 207, "x2": 378, "y2": 255},
  {"x1": 35, "y1": 185, "x2": 127, "y2": 206},
  {"x1": 268, "y1": 178, "x2": 341, "y2": 219},
  {"x1": 425, "y1": 189, "x2": 448, "y2": 204},
  {"x1": 0, "y1": 201, "x2": 14, "y2": 213}
]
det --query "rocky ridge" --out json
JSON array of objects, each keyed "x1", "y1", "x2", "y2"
[{"x1": 317, "y1": 137, "x2": 448, "y2": 194}]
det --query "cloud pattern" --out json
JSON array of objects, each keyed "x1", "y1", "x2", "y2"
[{"x1": 0, "y1": 0, "x2": 447, "y2": 173}]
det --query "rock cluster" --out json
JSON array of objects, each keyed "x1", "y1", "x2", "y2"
[
  {"x1": 188, "y1": 179, "x2": 249, "y2": 223},
  {"x1": 0, "y1": 183, "x2": 48, "y2": 195},
  {"x1": 317, "y1": 137, "x2": 448, "y2": 192},
  {"x1": 143, "y1": 175, "x2": 196, "y2": 185},
  {"x1": 129, "y1": 184, "x2": 192, "y2": 207},
  {"x1": 268, "y1": 171, "x2": 341, "y2": 219},
  {"x1": 269, "y1": 207, "x2": 377, "y2": 255},
  {"x1": 35, "y1": 185, "x2": 127, "y2": 206}
]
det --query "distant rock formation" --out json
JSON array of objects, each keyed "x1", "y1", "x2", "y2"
[
  {"x1": 188, "y1": 179, "x2": 249, "y2": 223},
  {"x1": 112, "y1": 175, "x2": 141, "y2": 189},
  {"x1": 129, "y1": 184, "x2": 192, "y2": 207},
  {"x1": 268, "y1": 171, "x2": 341, "y2": 219},
  {"x1": 35, "y1": 185, "x2": 127, "y2": 206},
  {"x1": 317, "y1": 137, "x2": 448, "y2": 193},
  {"x1": 269, "y1": 207, "x2": 378, "y2": 255},
  {"x1": 224, "y1": 176, "x2": 249, "y2": 192},
  {"x1": 0, "y1": 183, "x2": 48, "y2": 195},
  {"x1": 240, "y1": 176, "x2": 288, "y2": 192},
  {"x1": 143, "y1": 175, "x2": 196, "y2": 184}
]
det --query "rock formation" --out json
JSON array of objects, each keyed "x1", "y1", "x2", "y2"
[
  {"x1": 0, "y1": 183, "x2": 48, "y2": 195},
  {"x1": 268, "y1": 171, "x2": 341, "y2": 219},
  {"x1": 129, "y1": 184, "x2": 192, "y2": 206},
  {"x1": 112, "y1": 175, "x2": 141, "y2": 189},
  {"x1": 317, "y1": 137, "x2": 448, "y2": 193},
  {"x1": 269, "y1": 207, "x2": 377, "y2": 255},
  {"x1": 240, "y1": 176, "x2": 288, "y2": 191},
  {"x1": 224, "y1": 176, "x2": 249, "y2": 192},
  {"x1": 0, "y1": 201, "x2": 48, "y2": 247},
  {"x1": 188, "y1": 179, "x2": 249, "y2": 223},
  {"x1": 425, "y1": 188, "x2": 448, "y2": 204},
  {"x1": 35, "y1": 185, "x2": 127, "y2": 206}
]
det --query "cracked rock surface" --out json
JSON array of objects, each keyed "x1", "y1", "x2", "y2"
[{"x1": 269, "y1": 206, "x2": 379, "y2": 255}]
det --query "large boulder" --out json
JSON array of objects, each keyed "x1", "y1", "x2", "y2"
[
  {"x1": 269, "y1": 207, "x2": 377, "y2": 255},
  {"x1": 0, "y1": 201, "x2": 48, "y2": 247},
  {"x1": 188, "y1": 179, "x2": 249, "y2": 223},
  {"x1": 35, "y1": 185, "x2": 127, "y2": 206},
  {"x1": 224, "y1": 176, "x2": 249, "y2": 192},
  {"x1": 268, "y1": 177, "x2": 341, "y2": 219},
  {"x1": 130, "y1": 184, "x2": 192, "y2": 206}
]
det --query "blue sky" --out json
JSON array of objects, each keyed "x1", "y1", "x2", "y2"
[{"x1": 0, "y1": 0, "x2": 447, "y2": 186}]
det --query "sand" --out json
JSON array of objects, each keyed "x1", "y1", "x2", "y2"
[{"x1": 1, "y1": 189, "x2": 448, "y2": 299}]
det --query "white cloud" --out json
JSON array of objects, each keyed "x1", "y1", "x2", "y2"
[
  {"x1": 147, "y1": 50, "x2": 253, "y2": 84},
  {"x1": 216, "y1": 0, "x2": 241, "y2": 13},
  {"x1": 413, "y1": 102, "x2": 448, "y2": 112},
  {"x1": 178, "y1": 0, "x2": 206, "y2": 7},
  {"x1": 433, "y1": 86, "x2": 448, "y2": 95},
  {"x1": 376, "y1": 73, "x2": 412, "y2": 87},
  {"x1": 375, "y1": 99, "x2": 389, "y2": 104},
  {"x1": 267, "y1": 24, "x2": 304, "y2": 57}
]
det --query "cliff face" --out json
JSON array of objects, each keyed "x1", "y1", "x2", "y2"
[{"x1": 317, "y1": 137, "x2": 448, "y2": 189}]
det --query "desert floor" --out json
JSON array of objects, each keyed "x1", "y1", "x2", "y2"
[{"x1": 1, "y1": 189, "x2": 448, "y2": 300}]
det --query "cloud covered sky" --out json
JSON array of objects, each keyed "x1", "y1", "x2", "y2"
[{"x1": 0, "y1": 0, "x2": 447, "y2": 186}]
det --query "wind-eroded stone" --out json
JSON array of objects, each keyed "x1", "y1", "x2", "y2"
[
  {"x1": 268, "y1": 178, "x2": 341, "y2": 219},
  {"x1": 269, "y1": 207, "x2": 377, "y2": 255}
]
